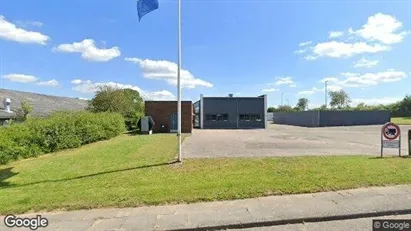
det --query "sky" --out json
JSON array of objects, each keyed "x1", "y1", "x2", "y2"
[{"x1": 0, "y1": 0, "x2": 410, "y2": 108}]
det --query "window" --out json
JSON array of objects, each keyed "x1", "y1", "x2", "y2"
[
  {"x1": 207, "y1": 114, "x2": 228, "y2": 121},
  {"x1": 239, "y1": 114, "x2": 262, "y2": 122},
  {"x1": 255, "y1": 114, "x2": 262, "y2": 121},
  {"x1": 239, "y1": 114, "x2": 245, "y2": 121},
  {"x1": 250, "y1": 114, "x2": 256, "y2": 121},
  {"x1": 223, "y1": 114, "x2": 228, "y2": 121},
  {"x1": 211, "y1": 115, "x2": 217, "y2": 121},
  {"x1": 217, "y1": 114, "x2": 229, "y2": 121}
]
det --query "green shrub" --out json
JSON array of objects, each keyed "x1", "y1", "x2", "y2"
[{"x1": 0, "y1": 111, "x2": 125, "y2": 164}]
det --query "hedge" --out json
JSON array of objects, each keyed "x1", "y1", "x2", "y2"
[{"x1": 0, "y1": 111, "x2": 125, "y2": 164}]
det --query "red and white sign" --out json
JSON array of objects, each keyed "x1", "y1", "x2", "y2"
[{"x1": 382, "y1": 122, "x2": 400, "y2": 140}]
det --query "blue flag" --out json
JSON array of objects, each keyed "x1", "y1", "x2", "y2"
[{"x1": 137, "y1": 0, "x2": 159, "y2": 21}]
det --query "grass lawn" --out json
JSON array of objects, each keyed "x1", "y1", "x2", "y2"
[
  {"x1": 392, "y1": 117, "x2": 411, "y2": 125},
  {"x1": 1, "y1": 133, "x2": 411, "y2": 214}
]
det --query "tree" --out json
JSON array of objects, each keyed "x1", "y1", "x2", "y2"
[
  {"x1": 267, "y1": 107, "x2": 276, "y2": 112},
  {"x1": 329, "y1": 90, "x2": 351, "y2": 109},
  {"x1": 276, "y1": 105, "x2": 294, "y2": 112},
  {"x1": 296, "y1": 97, "x2": 309, "y2": 111},
  {"x1": 88, "y1": 86, "x2": 144, "y2": 130},
  {"x1": 15, "y1": 100, "x2": 33, "y2": 121}
]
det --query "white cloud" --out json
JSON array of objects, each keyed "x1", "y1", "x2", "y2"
[
  {"x1": 304, "y1": 55, "x2": 317, "y2": 61},
  {"x1": 54, "y1": 39, "x2": 121, "y2": 62},
  {"x1": 342, "y1": 69, "x2": 407, "y2": 86},
  {"x1": 37, "y1": 79, "x2": 60, "y2": 87},
  {"x1": 323, "y1": 69, "x2": 408, "y2": 90},
  {"x1": 351, "y1": 97, "x2": 402, "y2": 106},
  {"x1": 29, "y1": 21, "x2": 44, "y2": 27},
  {"x1": 300, "y1": 69, "x2": 407, "y2": 97},
  {"x1": 16, "y1": 20, "x2": 44, "y2": 27},
  {"x1": 289, "y1": 84, "x2": 297, "y2": 88},
  {"x1": 298, "y1": 87, "x2": 323, "y2": 96},
  {"x1": 329, "y1": 31, "x2": 344, "y2": 38},
  {"x1": 308, "y1": 41, "x2": 389, "y2": 59},
  {"x1": 262, "y1": 88, "x2": 278, "y2": 92},
  {"x1": 71, "y1": 79, "x2": 176, "y2": 101},
  {"x1": 327, "y1": 85, "x2": 343, "y2": 91},
  {"x1": 2, "y1": 74, "x2": 38, "y2": 83},
  {"x1": 320, "y1": 77, "x2": 339, "y2": 83},
  {"x1": 0, "y1": 15, "x2": 49, "y2": 45},
  {"x1": 349, "y1": 13, "x2": 407, "y2": 44},
  {"x1": 298, "y1": 13, "x2": 406, "y2": 60},
  {"x1": 125, "y1": 57, "x2": 213, "y2": 89},
  {"x1": 299, "y1": 41, "x2": 312, "y2": 47},
  {"x1": 274, "y1": 76, "x2": 295, "y2": 86},
  {"x1": 71, "y1": 79, "x2": 83, "y2": 84},
  {"x1": 353, "y1": 57, "x2": 379, "y2": 68},
  {"x1": 295, "y1": 48, "x2": 309, "y2": 54}
]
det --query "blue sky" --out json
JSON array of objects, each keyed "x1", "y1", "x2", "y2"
[{"x1": 1, "y1": 0, "x2": 410, "y2": 108}]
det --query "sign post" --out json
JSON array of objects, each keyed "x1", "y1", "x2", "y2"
[
  {"x1": 380, "y1": 122, "x2": 401, "y2": 157},
  {"x1": 408, "y1": 130, "x2": 411, "y2": 156}
]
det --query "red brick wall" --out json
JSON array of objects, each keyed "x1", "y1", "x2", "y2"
[{"x1": 145, "y1": 101, "x2": 193, "y2": 133}]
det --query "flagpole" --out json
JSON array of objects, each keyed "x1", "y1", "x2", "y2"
[{"x1": 177, "y1": 0, "x2": 182, "y2": 162}]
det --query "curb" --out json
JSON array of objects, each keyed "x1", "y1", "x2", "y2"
[{"x1": 168, "y1": 209, "x2": 411, "y2": 231}]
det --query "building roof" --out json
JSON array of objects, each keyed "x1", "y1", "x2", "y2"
[
  {"x1": 0, "y1": 89, "x2": 89, "y2": 117},
  {"x1": 200, "y1": 94, "x2": 266, "y2": 100}
]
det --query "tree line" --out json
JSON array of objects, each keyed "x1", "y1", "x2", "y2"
[{"x1": 267, "y1": 89, "x2": 411, "y2": 117}]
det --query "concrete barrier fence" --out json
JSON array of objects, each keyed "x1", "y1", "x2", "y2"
[{"x1": 273, "y1": 111, "x2": 391, "y2": 127}]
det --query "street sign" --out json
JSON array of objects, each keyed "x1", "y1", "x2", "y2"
[
  {"x1": 383, "y1": 123, "x2": 400, "y2": 140},
  {"x1": 382, "y1": 140, "x2": 400, "y2": 149},
  {"x1": 381, "y1": 122, "x2": 401, "y2": 157}
]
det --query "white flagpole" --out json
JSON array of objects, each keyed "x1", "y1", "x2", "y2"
[{"x1": 177, "y1": 0, "x2": 182, "y2": 162}]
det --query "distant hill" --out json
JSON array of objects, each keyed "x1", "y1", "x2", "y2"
[{"x1": 0, "y1": 89, "x2": 88, "y2": 117}]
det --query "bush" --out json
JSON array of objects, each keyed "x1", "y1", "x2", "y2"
[{"x1": 0, "y1": 111, "x2": 125, "y2": 164}]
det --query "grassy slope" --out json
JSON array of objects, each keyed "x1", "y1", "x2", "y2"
[
  {"x1": 392, "y1": 117, "x2": 411, "y2": 125},
  {"x1": 0, "y1": 134, "x2": 411, "y2": 214}
]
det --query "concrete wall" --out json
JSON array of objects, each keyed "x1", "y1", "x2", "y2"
[
  {"x1": 202, "y1": 97, "x2": 266, "y2": 129},
  {"x1": 273, "y1": 111, "x2": 390, "y2": 127},
  {"x1": 273, "y1": 111, "x2": 320, "y2": 127},
  {"x1": 266, "y1": 112, "x2": 274, "y2": 122},
  {"x1": 319, "y1": 111, "x2": 390, "y2": 126}
]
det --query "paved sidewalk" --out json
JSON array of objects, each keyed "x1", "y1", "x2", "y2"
[{"x1": 2, "y1": 185, "x2": 411, "y2": 231}]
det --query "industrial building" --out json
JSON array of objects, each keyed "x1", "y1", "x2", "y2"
[
  {"x1": 145, "y1": 101, "x2": 193, "y2": 133},
  {"x1": 194, "y1": 94, "x2": 267, "y2": 129}
]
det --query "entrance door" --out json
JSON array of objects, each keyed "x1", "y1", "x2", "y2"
[{"x1": 169, "y1": 112, "x2": 178, "y2": 133}]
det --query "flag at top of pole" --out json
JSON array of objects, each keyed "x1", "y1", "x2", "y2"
[
  {"x1": 137, "y1": 0, "x2": 183, "y2": 163},
  {"x1": 137, "y1": 0, "x2": 159, "y2": 21}
]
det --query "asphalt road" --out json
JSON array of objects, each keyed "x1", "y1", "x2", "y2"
[{"x1": 183, "y1": 124, "x2": 411, "y2": 158}]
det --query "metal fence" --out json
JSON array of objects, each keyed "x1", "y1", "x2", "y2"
[{"x1": 273, "y1": 111, "x2": 391, "y2": 127}]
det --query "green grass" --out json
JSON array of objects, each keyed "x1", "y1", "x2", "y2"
[
  {"x1": 0, "y1": 134, "x2": 411, "y2": 214},
  {"x1": 392, "y1": 117, "x2": 411, "y2": 125}
]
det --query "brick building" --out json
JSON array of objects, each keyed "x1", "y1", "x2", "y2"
[{"x1": 144, "y1": 101, "x2": 193, "y2": 133}]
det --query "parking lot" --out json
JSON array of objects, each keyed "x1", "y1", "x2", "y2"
[{"x1": 183, "y1": 124, "x2": 411, "y2": 158}]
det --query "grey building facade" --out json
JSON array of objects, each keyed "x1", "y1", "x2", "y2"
[{"x1": 194, "y1": 94, "x2": 267, "y2": 129}]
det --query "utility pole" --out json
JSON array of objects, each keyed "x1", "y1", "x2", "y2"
[{"x1": 324, "y1": 80, "x2": 328, "y2": 108}]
